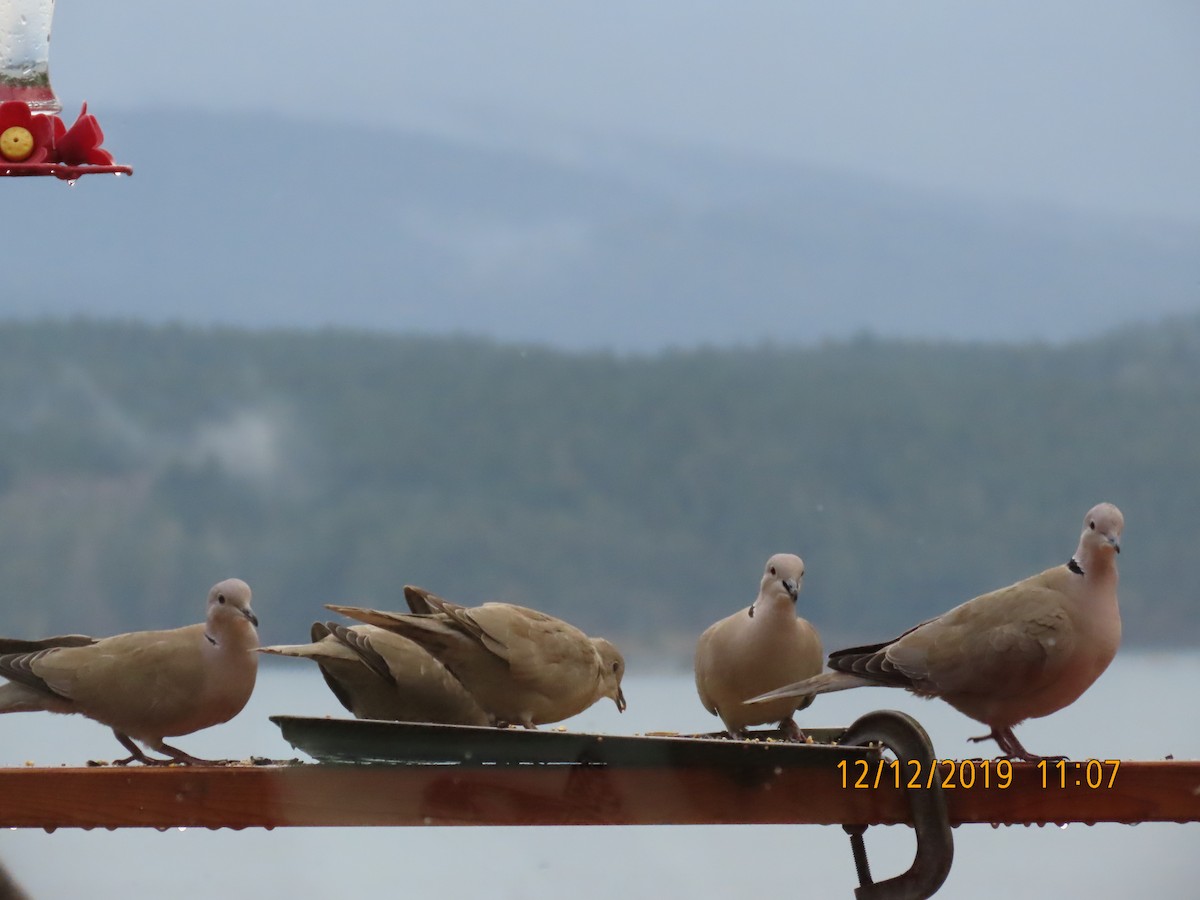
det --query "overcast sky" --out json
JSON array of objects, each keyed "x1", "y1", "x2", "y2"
[{"x1": 45, "y1": 2, "x2": 1200, "y2": 222}]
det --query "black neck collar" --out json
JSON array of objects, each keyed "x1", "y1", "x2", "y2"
[
  {"x1": 204, "y1": 632, "x2": 217, "y2": 646},
  {"x1": 1067, "y1": 557, "x2": 1084, "y2": 576}
]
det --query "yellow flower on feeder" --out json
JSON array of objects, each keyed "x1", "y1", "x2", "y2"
[
  {"x1": 1, "y1": 125, "x2": 35, "y2": 161},
  {"x1": 0, "y1": 101, "x2": 54, "y2": 164}
]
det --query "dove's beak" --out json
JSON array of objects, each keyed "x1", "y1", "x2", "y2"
[
  {"x1": 1110, "y1": 537, "x2": 1121, "y2": 554},
  {"x1": 615, "y1": 687, "x2": 627, "y2": 713},
  {"x1": 244, "y1": 608, "x2": 259, "y2": 627},
  {"x1": 784, "y1": 579, "x2": 799, "y2": 601}
]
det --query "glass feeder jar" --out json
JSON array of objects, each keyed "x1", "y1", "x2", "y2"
[{"x1": 0, "y1": 0, "x2": 60, "y2": 112}]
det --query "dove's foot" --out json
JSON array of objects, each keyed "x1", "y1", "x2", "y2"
[
  {"x1": 110, "y1": 753, "x2": 174, "y2": 766},
  {"x1": 969, "y1": 726, "x2": 1065, "y2": 762},
  {"x1": 111, "y1": 731, "x2": 175, "y2": 766},
  {"x1": 778, "y1": 717, "x2": 808, "y2": 743},
  {"x1": 152, "y1": 740, "x2": 231, "y2": 766}
]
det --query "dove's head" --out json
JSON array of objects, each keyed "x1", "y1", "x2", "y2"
[
  {"x1": 1075, "y1": 503, "x2": 1124, "y2": 569},
  {"x1": 206, "y1": 578, "x2": 260, "y2": 644},
  {"x1": 760, "y1": 553, "x2": 805, "y2": 605},
  {"x1": 592, "y1": 638, "x2": 627, "y2": 712}
]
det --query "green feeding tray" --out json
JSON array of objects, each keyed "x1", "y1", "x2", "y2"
[{"x1": 270, "y1": 715, "x2": 879, "y2": 767}]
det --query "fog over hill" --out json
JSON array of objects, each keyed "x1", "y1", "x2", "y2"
[{"x1": 3, "y1": 109, "x2": 1197, "y2": 351}]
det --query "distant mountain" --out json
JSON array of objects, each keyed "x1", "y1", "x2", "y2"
[{"x1": 4, "y1": 108, "x2": 1197, "y2": 350}]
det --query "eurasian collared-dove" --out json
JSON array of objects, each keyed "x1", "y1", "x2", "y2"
[
  {"x1": 260, "y1": 621, "x2": 492, "y2": 725},
  {"x1": 327, "y1": 586, "x2": 627, "y2": 728},
  {"x1": 694, "y1": 553, "x2": 823, "y2": 739},
  {"x1": 0, "y1": 578, "x2": 259, "y2": 765},
  {"x1": 750, "y1": 503, "x2": 1124, "y2": 760}
]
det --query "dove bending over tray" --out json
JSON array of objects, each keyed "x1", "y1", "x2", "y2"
[
  {"x1": 328, "y1": 586, "x2": 626, "y2": 728},
  {"x1": 694, "y1": 553, "x2": 823, "y2": 739},
  {"x1": 260, "y1": 621, "x2": 492, "y2": 726},
  {"x1": 0, "y1": 578, "x2": 259, "y2": 765},
  {"x1": 750, "y1": 503, "x2": 1124, "y2": 761}
]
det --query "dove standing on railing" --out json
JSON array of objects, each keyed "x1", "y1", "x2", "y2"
[
  {"x1": 695, "y1": 553, "x2": 823, "y2": 739},
  {"x1": 750, "y1": 503, "x2": 1124, "y2": 760},
  {"x1": 0, "y1": 578, "x2": 259, "y2": 765}
]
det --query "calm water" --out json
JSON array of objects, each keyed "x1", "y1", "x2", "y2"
[{"x1": 1, "y1": 652, "x2": 1197, "y2": 898}]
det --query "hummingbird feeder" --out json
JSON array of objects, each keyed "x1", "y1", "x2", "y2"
[{"x1": 1, "y1": 0, "x2": 131, "y2": 178}]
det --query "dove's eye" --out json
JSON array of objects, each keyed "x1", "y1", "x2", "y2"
[
  {"x1": 1089, "y1": 521, "x2": 1096, "y2": 531},
  {"x1": 769, "y1": 566, "x2": 777, "y2": 576},
  {"x1": 217, "y1": 594, "x2": 227, "y2": 604},
  {"x1": 611, "y1": 662, "x2": 619, "y2": 673}
]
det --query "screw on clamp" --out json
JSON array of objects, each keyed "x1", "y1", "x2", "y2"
[{"x1": 838, "y1": 710, "x2": 954, "y2": 900}]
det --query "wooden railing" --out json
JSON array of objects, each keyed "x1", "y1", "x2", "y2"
[{"x1": 1, "y1": 759, "x2": 1195, "y2": 831}]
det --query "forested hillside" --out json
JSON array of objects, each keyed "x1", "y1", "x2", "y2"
[{"x1": 0, "y1": 318, "x2": 1196, "y2": 658}]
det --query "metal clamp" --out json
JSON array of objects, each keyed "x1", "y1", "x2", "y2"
[{"x1": 839, "y1": 710, "x2": 954, "y2": 900}]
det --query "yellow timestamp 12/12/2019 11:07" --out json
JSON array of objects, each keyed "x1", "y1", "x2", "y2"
[
  {"x1": 836, "y1": 758, "x2": 1121, "y2": 790},
  {"x1": 1036, "y1": 758, "x2": 1121, "y2": 789}
]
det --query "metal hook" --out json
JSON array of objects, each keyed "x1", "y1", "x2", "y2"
[{"x1": 838, "y1": 710, "x2": 954, "y2": 900}]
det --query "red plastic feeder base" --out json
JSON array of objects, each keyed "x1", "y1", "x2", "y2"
[
  {"x1": 1, "y1": 162, "x2": 133, "y2": 179},
  {"x1": 0, "y1": 100, "x2": 131, "y2": 179}
]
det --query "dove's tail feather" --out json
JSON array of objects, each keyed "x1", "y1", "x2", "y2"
[
  {"x1": 0, "y1": 681, "x2": 55, "y2": 714},
  {"x1": 257, "y1": 644, "x2": 317, "y2": 659},
  {"x1": 804, "y1": 670, "x2": 878, "y2": 695},
  {"x1": 748, "y1": 670, "x2": 875, "y2": 705},
  {"x1": 0, "y1": 635, "x2": 96, "y2": 654},
  {"x1": 326, "y1": 604, "x2": 455, "y2": 647},
  {"x1": 403, "y1": 586, "x2": 445, "y2": 615}
]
